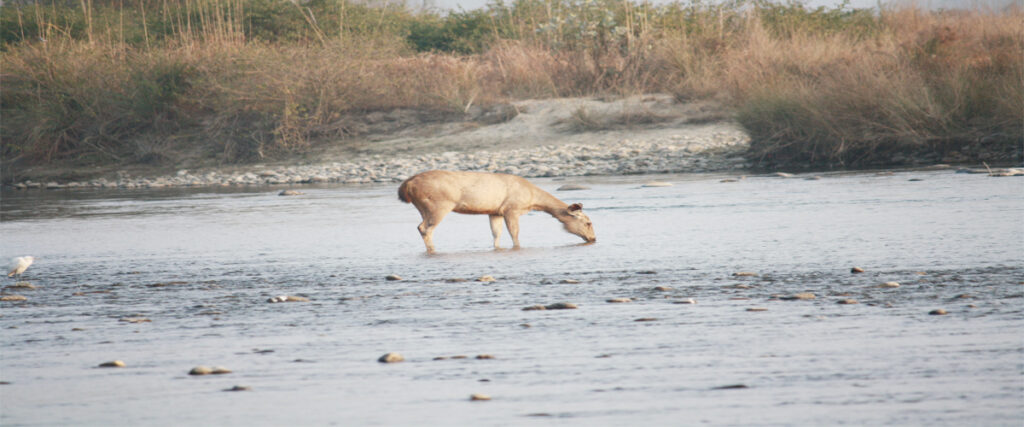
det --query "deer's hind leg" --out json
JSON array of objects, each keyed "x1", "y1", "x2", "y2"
[{"x1": 414, "y1": 201, "x2": 454, "y2": 253}]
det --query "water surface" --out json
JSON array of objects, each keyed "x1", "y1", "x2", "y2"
[{"x1": 1, "y1": 170, "x2": 1022, "y2": 425}]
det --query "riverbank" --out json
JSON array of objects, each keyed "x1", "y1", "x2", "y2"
[
  {"x1": 7, "y1": 94, "x2": 1023, "y2": 191},
  {"x1": 7, "y1": 96, "x2": 754, "y2": 190}
]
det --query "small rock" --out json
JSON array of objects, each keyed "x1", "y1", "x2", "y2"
[
  {"x1": 634, "y1": 317, "x2": 658, "y2": 322},
  {"x1": 278, "y1": 190, "x2": 304, "y2": 196},
  {"x1": 7, "y1": 282, "x2": 35, "y2": 289},
  {"x1": 746, "y1": 307, "x2": 768, "y2": 312},
  {"x1": 378, "y1": 352, "x2": 404, "y2": 363},
  {"x1": 98, "y1": 360, "x2": 125, "y2": 368},
  {"x1": 385, "y1": 274, "x2": 403, "y2": 281},
  {"x1": 189, "y1": 366, "x2": 213, "y2": 375},
  {"x1": 929, "y1": 309, "x2": 948, "y2": 315},
  {"x1": 470, "y1": 393, "x2": 491, "y2": 401},
  {"x1": 781, "y1": 293, "x2": 815, "y2": 301},
  {"x1": 879, "y1": 282, "x2": 900, "y2": 288},
  {"x1": 850, "y1": 267, "x2": 865, "y2": 273},
  {"x1": 267, "y1": 295, "x2": 310, "y2": 303},
  {"x1": 223, "y1": 385, "x2": 251, "y2": 392},
  {"x1": 545, "y1": 302, "x2": 577, "y2": 310},
  {"x1": 433, "y1": 356, "x2": 448, "y2": 360},
  {"x1": 522, "y1": 305, "x2": 547, "y2": 311},
  {"x1": 720, "y1": 179, "x2": 737, "y2": 183},
  {"x1": 559, "y1": 279, "x2": 580, "y2": 284},
  {"x1": 451, "y1": 355, "x2": 468, "y2": 359},
  {"x1": 210, "y1": 366, "x2": 232, "y2": 374},
  {"x1": 606, "y1": 298, "x2": 632, "y2": 303},
  {"x1": 119, "y1": 317, "x2": 151, "y2": 323},
  {"x1": 713, "y1": 384, "x2": 749, "y2": 390},
  {"x1": 804, "y1": 176, "x2": 821, "y2": 180},
  {"x1": 653, "y1": 286, "x2": 673, "y2": 291},
  {"x1": 953, "y1": 294, "x2": 973, "y2": 299},
  {"x1": 0, "y1": 295, "x2": 27, "y2": 302},
  {"x1": 673, "y1": 298, "x2": 697, "y2": 304},
  {"x1": 908, "y1": 178, "x2": 924, "y2": 182},
  {"x1": 636, "y1": 270, "x2": 657, "y2": 275},
  {"x1": 836, "y1": 299, "x2": 859, "y2": 305},
  {"x1": 641, "y1": 181, "x2": 672, "y2": 187},
  {"x1": 774, "y1": 172, "x2": 795, "y2": 178},
  {"x1": 445, "y1": 278, "x2": 468, "y2": 283},
  {"x1": 556, "y1": 184, "x2": 590, "y2": 191},
  {"x1": 475, "y1": 354, "x2": 495, "y2": 360},
  {"x1": 476, "y1": 275, "x2": 496, "y2": 282},
  {"x1": 732, "y1": 272, "x2": 758, "y2": 277}
]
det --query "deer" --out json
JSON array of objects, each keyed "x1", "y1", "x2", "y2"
[{"x1": 398, "y1": 170, "x2": 596, "y2": 253}]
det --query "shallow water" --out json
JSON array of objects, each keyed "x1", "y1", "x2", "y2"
[{"x1": 1, "y1": 170, "x2": 1022, "y2": 426}]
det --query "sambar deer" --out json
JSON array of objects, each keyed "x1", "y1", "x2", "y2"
[{"x1": 398, "y1": 170, "x2": 596, "y2": 252}]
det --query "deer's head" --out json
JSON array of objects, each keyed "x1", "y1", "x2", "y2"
[{"x1": 560, "y1": 203, "x2": 596, "y2": 243}]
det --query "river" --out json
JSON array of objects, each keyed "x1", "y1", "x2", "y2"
[{"x1": 1, "y1": 169, "x2": 1022, "y2": 425}]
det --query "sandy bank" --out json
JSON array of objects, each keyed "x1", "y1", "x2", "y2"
[{"x1": 10, "y1": 95, "x2": 751, "y2": 190}]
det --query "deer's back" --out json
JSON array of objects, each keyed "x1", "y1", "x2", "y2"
[{"x1": 399, "y1": 170, "x2": 535, "y2": 214}]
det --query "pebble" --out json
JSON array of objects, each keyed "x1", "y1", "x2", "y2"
[
  {"x1": 836, "y1": 299, "x2": 859, "y2": 305},
  {"x1": 653, "y1": 286, "x2": 673, "y2": 291},
  {"x1": 774, "y1": 172, "x2": 795, "y2": 178},
  {"x1": 929, "y1": 309, "x2": 948, "y2": 315},
  {"x1": 606, "y1": 298, "x2": 632, "y2": 303},
  {"x1": 475, "y1": 354, "x2": 495, "y2": 359},
  {"x1": 470, "y1": 393, "x2": 491, "y2": 401},
  {"x1": 545, "y1": 302, "x2": 577, "y2": 310},
  {"x1": 189, "y1": 366, "x2": 232, "y2": 375},
  {"x1": 713, "y1": 384, "x2": 749, "y2": 390},
  {"x1": 560, "y1": 279, "x2": 581, "y2": 284},
  {"x1": 385, "y1": 274, "x2": 403, "y2": 281},
  {"x1": 278, "y1": 190, "x2": 304, "y2": 196},
  {"x1": 378, "y1": 352, "x2": 404, "y2": 363},
  {"x1": 223, "y1": 385, "x2": 252, "y2": 392},
  {"x1": 556, "y1": 184, "x2": 590, "y2": 191},
  {"x1": 850, "y1": 267, "x2": 865, "y2": 273},
  {"x1": 476, "y1": 275, "x2": 496, "y2": 282},
  {"x1": 6, "y1": 282, "x2": 35, "y2": 289},
  {"x1": 673, "y1": 298, "x2": 697, "y2": 304},
  {"x1": 267, "y1": 295, "x2": 310, "y2": 303},
  {"x1": 119, "y1": 317, "x2": 151, "y2": 323},
  {"x1": 641, "y1": 181, "x2": 673, "y2": 187},
  {"x1": 746, "y1": 307, "x2": 768, "y2": 312},
  {"x1": 0, "y1": 295, "x2": 27, "y2": 301},
  {"x1": 98, "y1": 360, "x2": 126, "y2": 368},
  {"x1": 732, "y1": 272, "x2": 758, "y2": 277},
  {"x1": 879, "y1": 282, "x2": 900, "y2": 288},
  {"x1": 634, "y1": 317, "x2": 658, "y2": 322},
  {"x1": 780, "y1": 292, "x2": 816, "y2": 300}
]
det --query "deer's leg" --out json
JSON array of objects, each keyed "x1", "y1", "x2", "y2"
[
  {"x1": 504, "y1": 212, "x2": 523, "y2": 249},
  {"x1": 489, "y1": 215, "x2": 504, "y2": 249},
  {"x1": 415, "y1": 202, "x2": 453, "y2": 253}
]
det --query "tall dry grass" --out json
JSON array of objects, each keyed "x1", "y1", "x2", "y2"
[{"x1": 1, "y1": 0, "x2": 1020, "y2": 173}]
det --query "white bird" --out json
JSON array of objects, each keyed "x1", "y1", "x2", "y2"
[{"x1": 8, "y1": 256, "x2": 34, "y2": 279}]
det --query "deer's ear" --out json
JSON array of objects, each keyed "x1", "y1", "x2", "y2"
[{"x1": 568, "y1": 203, "x2": 583, "y2": 212}]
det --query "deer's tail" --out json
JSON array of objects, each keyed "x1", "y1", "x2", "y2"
[{"x1": 397, "y1": 178, "x2": 413, "y2": 203}]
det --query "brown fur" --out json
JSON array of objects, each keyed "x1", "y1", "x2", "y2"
[{"x1": 398, "y1": 170, "x2": 596, "y2": 252}]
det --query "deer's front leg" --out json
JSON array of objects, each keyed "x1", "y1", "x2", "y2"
[
  {"x1": 489, "y1": 215, "x2": 504, "y2": 249},
  {"x1": 504, "y1": 212, "x2": 523, "y2": 249}
]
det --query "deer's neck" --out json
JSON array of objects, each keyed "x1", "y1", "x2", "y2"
[{"x1": 530, "y1": 187, "x2": 569, "y2": 217}]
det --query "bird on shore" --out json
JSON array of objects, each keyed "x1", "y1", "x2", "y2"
[{"x1": 8, "y1": 256, "x2": 34, "y2": 280}]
